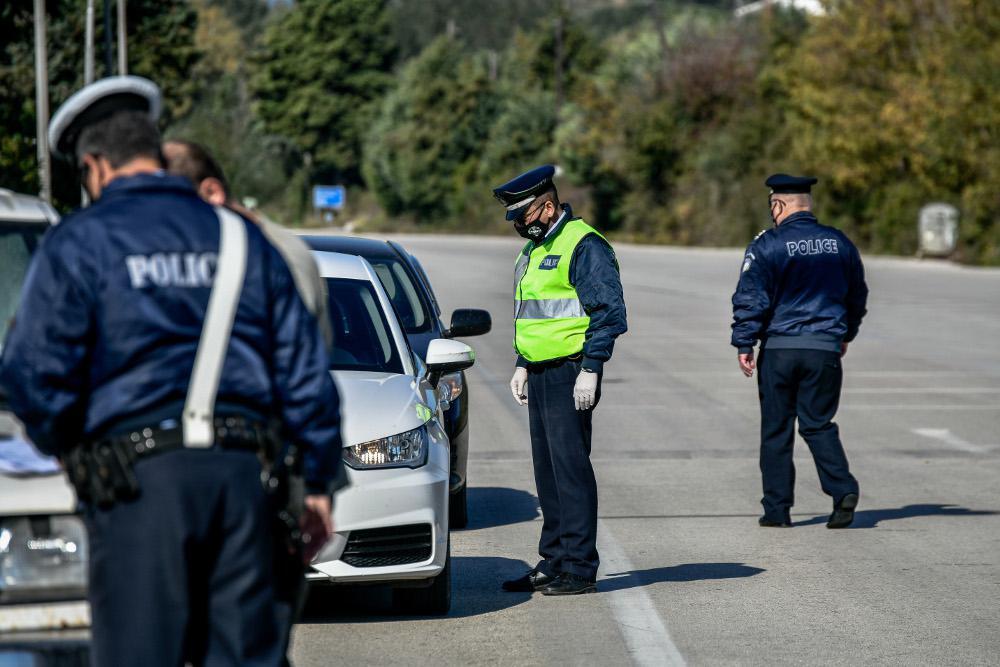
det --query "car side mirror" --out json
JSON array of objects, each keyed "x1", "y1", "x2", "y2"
[
  {"x1": 425, "y1": 338, "x2": 475, "y2": 387},
  {"x1": 447, "y1": 308, "x2": 491, "y2": 338}
]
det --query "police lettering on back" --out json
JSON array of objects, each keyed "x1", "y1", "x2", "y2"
[
  {"x1": 785, "y1": 238, "x2": 839, "y2": 257},
  {"x1": 125, "y1": 251, "x2": 217, "y2": 288}
]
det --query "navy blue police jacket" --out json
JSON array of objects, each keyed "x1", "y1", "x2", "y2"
[
  {"x1": 516, "y1": 205, "x2": 628, "y2": 373},
  {"x1": 0, "y1": 173, "x2": 342, "y2": 492},
  {"x1": 731, "y1": 211, "x2": 868, "y2": 354}
]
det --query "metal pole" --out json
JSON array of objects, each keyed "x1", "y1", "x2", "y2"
[
  {"x1": 116, "y1": 0, "x2": 127, "y2": 75},
  {"x1": 33, "y1": 0, "x2": 51, "y2": 203},
  {"x1": 103, "y1": 0, "x2": 113, "y2": 76},
  {"x1": 85, "y1": 0, "x2": 95, "y2": 84}
]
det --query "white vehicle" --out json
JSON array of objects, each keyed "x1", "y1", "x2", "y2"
[
  {"x1": 0, "y1": 190, "x2": 91, "y2": 657},
  {"x1": 307, "y1": 251, "x2": 475, "y2": 615}
]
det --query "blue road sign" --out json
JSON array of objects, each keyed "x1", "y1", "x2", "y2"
[{"x1": 313, "y1": 185, "x2": 346, "y2": 210}]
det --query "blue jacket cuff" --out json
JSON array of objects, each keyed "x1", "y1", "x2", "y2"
[
  {"x1": 516, "y1": 356, "x2": 529, "y2": 369},
  {"x1": 738, "y1": 346, "x2": 754, "y2": 355},
  {"x1": 581, "y1": 356, "x2": 604, "y2": 373},
  {"x1": 305, "y1": 480, "x2": 332, "y2": 495}
]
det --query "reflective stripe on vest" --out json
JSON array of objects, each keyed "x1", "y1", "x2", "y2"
[
  {"x1": 513, "y1": 218, "x2": 608, "y2": 362},
  {"x1": 514, "y1": 298, "x2": 587, "y2": 320}
]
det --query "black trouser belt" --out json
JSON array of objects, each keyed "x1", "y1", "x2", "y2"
[{"x1": 526, "y1": 353, "x2": 582, "y2": 370}]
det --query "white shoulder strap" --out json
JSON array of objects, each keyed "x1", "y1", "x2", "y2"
[{"x1": 183, "y1": 207, "x2": 248, "y2": 447}]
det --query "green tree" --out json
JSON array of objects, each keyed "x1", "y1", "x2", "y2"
[
  {"x1": 0, "y1": 0, "x2": 199, "y2": 203},
  {"x1": 363, "y1": 36, "x2": 502, "y2": 224},
  {"x1": 388, "y1": 0, "x2": 551, "y2": 59},
  {"x1": 168, "y1": 0, "x2": 298, "y2": 217},
  {"x1": 252, "y1": 0, "x2": 396, "y2": 187},
  {"x1": 782, "y1": 0, "x2": 1000, "y2": 262}
]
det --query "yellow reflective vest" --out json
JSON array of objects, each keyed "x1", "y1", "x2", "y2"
[{"x1": 513, "y1": 218, "x2": 608, "y2": 362}]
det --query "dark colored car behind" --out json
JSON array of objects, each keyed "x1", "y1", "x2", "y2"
[{"x1": 302, "y1": 236, "x2": 490, "y2": 528}]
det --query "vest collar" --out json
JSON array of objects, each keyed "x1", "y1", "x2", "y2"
[{"x1": 531, "y1": 203, "x2": 573, "y2": 246}]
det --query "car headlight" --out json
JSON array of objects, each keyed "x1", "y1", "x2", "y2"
[
  {"x1": 0, "y1": 515, "x2": 88, "y2": 603},
  {"x1": 343, "y1": 425, "x2": 428, "y2": 469},
  {"x1": 438, "y1": 371, "x2": 464, "y2": 402}
]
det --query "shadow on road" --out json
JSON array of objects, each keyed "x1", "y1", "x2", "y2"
[
  {"x1": 299, "y1": 556, "x2": 533, "y2": 623},
  {"x1": 599, "y1": 562, "x2": 765, "y2": 593},
  {"x1": 795, "y1": 504, "x2": 999, "y2": 529},
  {"x1": 462, "y1": 486, "x2": 540, "y2": 531}
]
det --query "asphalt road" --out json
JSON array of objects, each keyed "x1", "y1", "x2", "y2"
[{"x1": 292, "y1": 234, "x2": 1000, "y2": 666}]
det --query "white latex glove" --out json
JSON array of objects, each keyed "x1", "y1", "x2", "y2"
[
  {"x1": 510, "y1": 367, "x2": 528, "y2": 406},
  {"x1": 573, "y1": 370, "x2": 599, "y2": 411}
]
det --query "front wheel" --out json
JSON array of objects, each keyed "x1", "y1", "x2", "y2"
[{"x1": 392, "y1": 541, "x2": 451, "y2": 615}]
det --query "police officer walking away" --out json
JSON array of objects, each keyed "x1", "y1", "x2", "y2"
[
  {"x1": 494, "y1": 165, "x2": 627, "y2": 595},
  {"x1": 731, "y1": 174, "x2": 868, "y2": 529},
  {"x1": 0, "y1": 77, "x2": 343, "y2": 665}
]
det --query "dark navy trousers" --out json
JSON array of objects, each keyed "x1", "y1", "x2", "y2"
[
  {"x1": 84, "y1": 448, "x2": 283, "y2": 667},
  {"x1": 757, "y1": 348, "x2": 859, "y2": 523},
  {"x1": 527, "y1": 358, "x2": 600, "y2": 581}
]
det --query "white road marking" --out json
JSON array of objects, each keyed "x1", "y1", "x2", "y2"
[
  {"x1": 912, "y1": 428, "x2": 992, "y2": 453},
  {"x1": 598, "y1": 520, "x2": 686, "y2": 667}
]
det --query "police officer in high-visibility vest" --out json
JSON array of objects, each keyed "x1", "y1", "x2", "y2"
[
  {"x1": 731, "y1": 174, "x2": 868, "y2": 530},
  {"x1": 494, "y1": 165, "x2": 627, "y2": 595}
]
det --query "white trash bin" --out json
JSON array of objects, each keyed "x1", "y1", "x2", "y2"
[{"x1": 917, "y1": 203, "x2": 959, "y2": 257}]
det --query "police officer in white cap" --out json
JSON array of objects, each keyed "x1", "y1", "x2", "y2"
[{"x1": 0, "y1": 77, "x2": 343, "y2": 665}]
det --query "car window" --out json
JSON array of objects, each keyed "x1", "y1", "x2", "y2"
[
  {"x1": 0, "y1": 224, "x2": 45, "y2": 354},
  {"x1": 408, "y1": 254, "x2": 442, "y2": 318},
  {"x1": 325, "y1": 278, "x2": 404, "y2": 374},
  {"x1": 368, "y1": 258, "x2": 430, "y2": 333}
]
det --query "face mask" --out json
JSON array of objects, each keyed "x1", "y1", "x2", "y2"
[{"x1": 514, "y1": 206, "x2": 551, "y2": 242}]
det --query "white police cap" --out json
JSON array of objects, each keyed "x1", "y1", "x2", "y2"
[{"x1": 48, "y1": 76, "x2": 162, "y2": 161}]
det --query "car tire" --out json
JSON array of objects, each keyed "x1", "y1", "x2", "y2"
[
  {"x1": 449, "y1": 483, "x2": 468, "y2": 529},
  {"x1": 393, "y1": 540, "x2": 451, "y2": 616}
]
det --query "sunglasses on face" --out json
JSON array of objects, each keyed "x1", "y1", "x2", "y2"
[{"x1": 516, "y1": 202, "x2": 546, "y2": 225}]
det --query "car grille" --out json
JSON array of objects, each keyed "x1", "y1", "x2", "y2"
[{"x1": 340, "y1": 524, "x2": 433, "y2": 568}]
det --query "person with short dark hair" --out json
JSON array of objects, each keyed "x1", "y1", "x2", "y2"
[
  {"x1": 163, "y1": 138, "x2": 335, "y2": 657},
  {"x1": 493, "y1": 165, "x2": 627, "y2": 595},
  {"x1": 731, "y1": 173, "x2": 869, "y2": 529},
  {"x1": 0, "y1": 76, "x2": 343, "y2": 665},
  {"x1": 161, "y1": 138, "x2": 230, "y2": 205}
]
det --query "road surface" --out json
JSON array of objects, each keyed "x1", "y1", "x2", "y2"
[{"x1": 293, "y1": 234, "x2": 1000, "y2": 666}]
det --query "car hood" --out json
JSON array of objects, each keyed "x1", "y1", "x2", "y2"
[
  {"x1": 0, "y1": 411, "x2": 76, "y2": 515},
  {"x1": 0, "y1": 474, "x2": 76, "y2": 516},
  {"x1": 330, "y1": 371, "x2": 434, "y2": 448}
]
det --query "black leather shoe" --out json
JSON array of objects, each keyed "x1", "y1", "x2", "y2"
[
  {"x1": 758, "y1": 516, "x2": 792, "y2": 527},
  {"x1": 502, "y1": 569, "x2": 556, "y2": 592},
  {"x1": 827, "y1": 492, "x2": 859, "y2": 529},
  {"x1": 540, "y1": 573, "x2": 596, "y2": 596}
]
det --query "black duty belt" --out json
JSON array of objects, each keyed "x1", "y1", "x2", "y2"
[
  {"x1": 64, "y1": 415, "x2": 281, "y2": 508},
  {"x1": 102, "y1": 415, "x2": 277, "y2": 462}
]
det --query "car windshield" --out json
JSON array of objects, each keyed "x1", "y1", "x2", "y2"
[
  {"x1": 367, "y1": 257, "x2": 430, "y2": 334},
  {"x1": 325, "y1": 278, "x2": 405, "y2": 374},
  {"x1": 0, "y1": 223, "x2": 45, "y2": 354}
]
